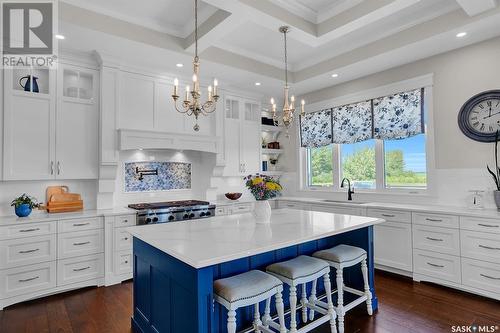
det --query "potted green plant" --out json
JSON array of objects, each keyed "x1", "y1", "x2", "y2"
[
  {"x1": 487, "y1": 131, "x2": 500, "y2": 209},
  {"x1": 11, "y1": 194, "x2": 39, "y2": 217}
]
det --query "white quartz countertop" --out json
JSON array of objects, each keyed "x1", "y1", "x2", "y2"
[
  {"x1": 126, "y1": 209, "x2": 384, "y2": 269},
  {"x1": 0, "y1": 207, "x2": 136, "y2": 225},
  {"x1": 278, "y1": 196, "x2": 500, "y2": 219}
]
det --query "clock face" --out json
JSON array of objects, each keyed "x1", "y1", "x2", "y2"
[
  {"x1": 458, "y1": 90, "x2": 500, "y2": 142},
  {"x1": 467, "y1": 98, "x2": 500, "y2": 134}
]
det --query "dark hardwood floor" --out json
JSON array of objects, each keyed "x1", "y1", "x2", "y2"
[{"x1": 1, "y1": 271, "x2": 499, "y2": 333}]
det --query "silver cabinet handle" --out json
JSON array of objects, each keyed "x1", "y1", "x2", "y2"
[
  {"x1": 57, "y1": 161, "x2": 61, "y2": 175},
  {"x1": 73, "y1": 266, "x2": 90, "y2": 272},
  {"x1": 478, "y1": 244, "x2": 500, "y2": 250},
  {"x1": 50, "y1": 161, "x2": 54, "y2": 175},
  {"x1": 381, "y1": 214, "x2": 395, "y2": 217},
  {"x1": 73, "y1": 222, "x2": 90, "y2": 227},
  {"x1": 19, "y1": 248, "x2": 40, "y2": 254},
  {"x1": 426, "y1": 237, "x2": 443, "y2": 242},
  {"x1": 122, "y1": 219, "x2": 128, "y2": 223},
  {"x1": 19, "y1": 228, "x2": 40, "y2": 233},
  {"x1": 480, "y1": 273, "x2": 500, "y2": 280},
  {"x1": 425, "y1": 218, "x2": 443, "y2": 222},
  {"x1": 124, "y1": 260, "x2": 129, "y2": 264},
  {"x1": 426, "y1": 262, "x2": 444, "y2": 268},
  {"x1": 123, "y1": 237, "x2": 129, "y2": 241},
  {"x1": 73, "y1": 241, "x2": 90, "y2": 246},
  {"x1": 478, "y1": 223, "x2": 499, "y2": 228},
  {"x1": 19, "y1": 276, "x2": 39, "y2": 283}
]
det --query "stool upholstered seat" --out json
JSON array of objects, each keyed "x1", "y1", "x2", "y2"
[
  {"x1": 266, "y1": 255, "x2": 329, "y2": 280},
  {"x1": 313, "y1": 245, "x2": 366, "y2": 264},
  {"x1": 214, "y1": 270, "x2": 282, "y2": 304}
]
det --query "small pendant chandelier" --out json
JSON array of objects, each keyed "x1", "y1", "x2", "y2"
[
  {"x1": 172, "y1": 0, "x2": 219, "y2": 131},
  {"x1": 270, "y1": 26, "x2": 305, "y2": 136}
]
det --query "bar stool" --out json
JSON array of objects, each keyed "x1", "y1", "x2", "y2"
[
  {"x1": 313, "y1": 245, "x2": 372, "y2": 333},
  {"x1": 266, "y1": 255, "x2": 337, "y2": 333},
  {"x1": 214, "y1": 270, "x2": 287, "y2": 333}
]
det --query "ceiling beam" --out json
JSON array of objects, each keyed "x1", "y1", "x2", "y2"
[{"x1": 455, "y1": 0, "x2": 497, "y2": 16}]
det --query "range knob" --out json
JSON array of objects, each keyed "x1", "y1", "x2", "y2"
[
  {"x1": 152, "y1": 217, "x2": 159, "y2": 223},
  {"x1": 168, "y1": 215, "x2": 175, "y2": 221},
  {"x1": 189, "y1": 213, "x2": 195, "y2": 218},
  {"x1": 206, "y1": 211, "x2": 212, "y2": 216},
  {"x1": 145, "y1": 217, "x2": 152, "y2": 223},
  {"x1": 200, "y1": 212, "x2": 206, "y2": 217},
  {"x1": 183, "y1": 214, "x2": 190, "y2": 219}
]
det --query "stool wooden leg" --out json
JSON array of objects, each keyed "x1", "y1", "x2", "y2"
[
  {"x1": 308, "y1": 279, "x2": 317, "y2": 321},
  {"x1": 300, "y1": 283, "x2": 308, "y2": 324},
  {"x1": 254, "y1": 303, "x2": 262, "y2": 333},
  {"x1": 323, "y1": 273, "x2": 337, "y2": 333},
  {"x1": 227, "y1": 309, "x2": 237, "y2": 333},
  {"x1": 263, "y1": 298, "x2": 271, "y2": 327},
  {"x1": 275, "y1": 290, "x2": 287, "y2": 333},
  {"x1": 336, "y1": 268, "x2": 345, "y2": 333},
  {"x1": 289, "y1": 285, "x2": 298, "y2": 333},
  {"x1": 361, "y1": 259, "x2": 373, "y2": 315}
]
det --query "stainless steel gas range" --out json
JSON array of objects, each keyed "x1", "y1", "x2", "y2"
[{"x1": 128, "y1": 200, "x2": 216, "y2": 225}]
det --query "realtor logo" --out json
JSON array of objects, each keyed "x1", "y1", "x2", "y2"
[{"x1": 1, "y1": 0, "x2": 58, "y2": 68}]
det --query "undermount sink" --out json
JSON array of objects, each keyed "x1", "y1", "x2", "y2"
[{"x1": 320, "y1": 199, "x2": 365, "y2": 205}]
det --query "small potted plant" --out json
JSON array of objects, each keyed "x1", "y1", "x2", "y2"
[
  {"x1": 487, "y1": 131, "x2": 500, "y2": 209},
  {"x1": 244, "y1": 174, "x2": 282, "y2": 223},
  {"x1": 11, "y1": 194, "x2": 39, "y2": 217}
]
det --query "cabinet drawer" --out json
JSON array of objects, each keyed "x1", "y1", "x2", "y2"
[
  {"x1": 57, "y1": 253, "x2": 104, "y2": 286},
  {"x1": 0, "y1": 222, "x2": 55, "y2": 240},
  {"x1": 461, "y1": 230, "x2": 500, "y2": 264},
  {"x1": 114, "y1": 215, "x2": 136, "y2": 228},
  {"x1": 0, "y1": 261, "x2": 56, "y2": 299},
  {"x1": 462, "y1": 257, "x2": 500, "y2": 294},
  {"x1": 113, "y1": 250, "x2": 132, "y2": 276},
  {"x1": 412, "y1": 225, "x2": 460, "y2": 256},
  {"x1": 311, "y1": 204, "x2": 363, "y2": 216},
  {"x1": 413, "y1": 249, "x2": 461, "y2": 283},
  {"x1": 114, "y1": 228, "x2": 132, "y2": 251},
  {"x1": 215, "y1": 207, "x2": 227, "y2": 216},
  {"x1": 0, "y1": 234, "x2": 56, "y2": 269},
  {"x1": 57, "y1": 229, "x2": 104, "y2": 259},
  {"x1": 460, "y1": 216, "x2": 500, "y2": 234},
  {"x1": 367, "y1": 209, "x2": 411, "y2": 223},
  {"x1": 278, "y1": 201, "x2": 304, "y2": 210},
  {"x1": 374, "y1": 221, "x2": 412, "y2": 271},
  {"x1": 231, "y1": 204, "x2": 252, "y2": 214},
  {"x1": 412, "y1": 212, "x2": 459, "y2": 229},
  {"x1": 58, "y1": 217, "x2": 102, "y2": 233}
]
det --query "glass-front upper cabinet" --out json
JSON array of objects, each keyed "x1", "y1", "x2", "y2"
[
  {"x1": 12, "y1": 67, "x2": 51, "y2": 95},
  {"x1": 62, "y1": 67, "x2": 95, "y2": 102},
  {"x1": 225, "y1": 98, "x2": 240, "y2": 120},
  {"x1": 244, "y1": 102, "x2": 260, "y2": 122}
]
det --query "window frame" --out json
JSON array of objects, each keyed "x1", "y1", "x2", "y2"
[{"x1": 298, "y1": 75, "x2": 435, "y2": 196}]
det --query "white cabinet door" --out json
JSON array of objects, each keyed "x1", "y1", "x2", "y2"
[
  {"x1": 155, "y1": 80, "x2": 186, "y2": 133},
  {"x1": 223, "y1": 98, "x2": 242, "y2": 176},
  {"x1": 56, "y1": 66, "x2": 99, "y2": 179},
  {"x1": 374, "y1": 221, "x2": 413, "y2": 272},
  {"x1": 310, "y1": 204, "x2": 363, "y2": 216},
  {"x1": 118, "y1": 72, "x2": 155, "y2": 130},
  {"x1": 3, "y1": 69, "x2": 56, "y2": 180},
  {"x1": 241, "y1": 120, "x2": 260, "y2": 174}
]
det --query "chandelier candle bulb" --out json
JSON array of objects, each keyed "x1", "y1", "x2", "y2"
[
  {"x1": 185, "y1": 85, "x2": 190, "y2": 101},
  {"x1": 173, "y1": 78, "x2": 179, "y2": 96},
  {"x1": 208, "y1": 85, "x2": 213, "y2": 101},
  {"x1": 213, "y1": 79, "x2": 218, "y2": 95}
]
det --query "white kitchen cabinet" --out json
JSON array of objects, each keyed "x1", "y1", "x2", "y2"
[
  {"x1": 223, "y1": 96, "x2": 260, "y2": 175},
  {"x1": 118, "y1": 72, "x2": 155, "y2": 130},
  {"x1": 3, "y1": 64, "x2": 99, "y2": 180},
  {"x1": 310, "y1": 204, "x2": 364, "y2": 216}
]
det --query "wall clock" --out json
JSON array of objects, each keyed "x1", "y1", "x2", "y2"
[{"x1": 458, "y1": 90, "x2": 500, "y2": 142}]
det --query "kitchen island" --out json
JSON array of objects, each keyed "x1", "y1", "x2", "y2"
[{"x1": 127, "y1": 209, "x2": 384, "y2": 333}]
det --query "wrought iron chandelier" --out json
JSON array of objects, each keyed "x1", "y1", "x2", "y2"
[
  {"x1": 271, "y1": 26, "x2": 305, "y2": 135},
  {"x1": 172, "y1": 0, "x2": 219, "y2": 131}
]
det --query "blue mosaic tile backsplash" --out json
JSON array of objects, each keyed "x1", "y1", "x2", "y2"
[{"x1": 124, "y1": 161, "x2": 191, "y2": 192}]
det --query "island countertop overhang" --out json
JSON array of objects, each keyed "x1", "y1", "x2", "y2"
[{"x1": 126, "y1": 209, "x2": 385, "y2": 269}]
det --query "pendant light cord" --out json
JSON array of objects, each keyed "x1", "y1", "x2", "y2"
[
  {"x1": 283, "y1": 29, "x2": 288, "y2": 86},
  {"x1": 195, "y1": 0, "x2": 198, "y2": 58}
]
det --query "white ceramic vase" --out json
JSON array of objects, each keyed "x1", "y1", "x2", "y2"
[{"x1": 253, "y1": 200, "x2": 272, "y2": 224}]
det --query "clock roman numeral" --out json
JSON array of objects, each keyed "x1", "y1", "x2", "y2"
[
  {"x1": 473, "y1": 121, "x2": 480, "y2": 127},
  {"x1": 479, "y1": 104, "x2": 484, "y2": 109},
  {"x1": 490, "y1": 125, "x2": 494, "y2": 132},
  {"x1": 480, "y1": 123, "x2": 485, "y2": 131},
  {"x1": 487, "y1": 101, "x2": 492, "y2": 107}
]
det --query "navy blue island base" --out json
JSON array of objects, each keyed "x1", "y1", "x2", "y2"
[{"x1": 131, "y1": 225, "x2": 377, "y2": 333}]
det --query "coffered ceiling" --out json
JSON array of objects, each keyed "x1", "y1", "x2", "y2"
[{"x1": 59, "y1": 0, "x2": 500, "y2": 99}]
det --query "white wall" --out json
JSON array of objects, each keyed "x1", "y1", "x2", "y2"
[{"x1": 283, "y1": 36, "x2": 500, "y2": 208}]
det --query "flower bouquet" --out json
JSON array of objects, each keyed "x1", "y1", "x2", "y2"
[{"x1": 244, "y1": 174, "x2": 282, "y2": 223}]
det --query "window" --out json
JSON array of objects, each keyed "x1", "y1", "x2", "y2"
[
  {"x1": 341, "y1": 140, "x2": 376, "y2": 189},
  {"x1": 384, "y1": 134, "x2": 426, "y2": 188},
  {"x1": 307, "y1": 145, "x2": 333, "y2": 187}
]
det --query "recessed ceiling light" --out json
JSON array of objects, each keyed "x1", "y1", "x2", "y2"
[
  {"x1": 55, "y1": 34, "x2": 65, "y2": 40},
  {"x1": 456, "y1": 32, "x2": 467, "y2": 38},
  {"x1": 255, "y1": 82, "x2": 261, "y2": 86},
  {"x1": 331, "y1": 73, "x2": 339, "y2": 78},
  {"x1": 176, "y1": 63, "x2": 184, "y2": 68}
]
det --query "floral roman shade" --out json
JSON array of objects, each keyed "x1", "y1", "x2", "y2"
[
  {"x1": 300, "y1": 109, "x2": 332, "y2": 148},
  {"x1": 299, "y1": 88, "x2": 425, "y2": 148},
  {"x1": 331, "y1": 101, "x2": 372, "y2": 144},
  {"x1": 373, "y1": 88, "x2": 424, "y2": 140}
]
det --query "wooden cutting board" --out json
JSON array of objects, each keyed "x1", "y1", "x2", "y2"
[
  {"x1": 46, "y1": 186, "x2": 69, "y2": 203},
  {"x1": 49, "y1": 193, "x2": 81, "y2": 202}
]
